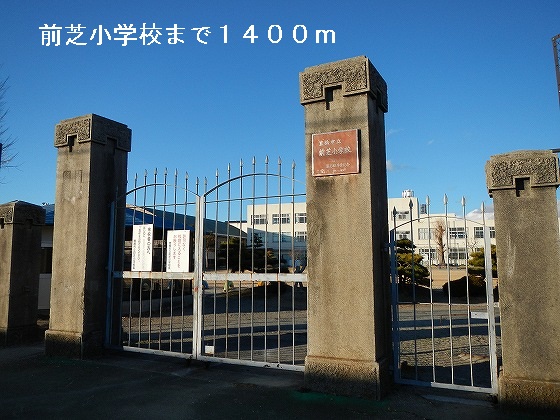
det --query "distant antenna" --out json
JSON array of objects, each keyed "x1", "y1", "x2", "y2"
[{"x1": 553, "y1": 34, "x2": 560, "y2": 106}]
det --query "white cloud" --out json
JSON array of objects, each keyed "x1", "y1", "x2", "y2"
[
  {"x1": 466, "y1": 204, "x2": 494, "y2": 221},
  {"x1": 386, "y1": 160, "x2": 394, "y2": 171},
  {"x1": 386, "y1": 128, "x2": 403, "y2": 137}
]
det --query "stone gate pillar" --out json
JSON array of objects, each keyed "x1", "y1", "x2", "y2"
[
  {"x1": 45, "y1": 114, "x2": 131, "y2": 358},
  {"x1": 299, "y1": 56, "x2": 391, "y2": 398},
  {"x1": 486, "y1": 150, "x2": 560, "y2": 409},
  {"x1": 0, "y1": 201, "x2": 45, "y2": 346}
]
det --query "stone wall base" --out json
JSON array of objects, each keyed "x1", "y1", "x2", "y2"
[
  {"x1": 0, "y1": 325, "x2": 41, "y2": 347},
  {"x1": 45, "y1": 329, "x2": 103, "y2": 359},
  {"x1": 304, "y1": 355, "x2": 390, "y2": 399},
  {"x1": 499, "y1": 375, "x2": 560, "y2": 411}
]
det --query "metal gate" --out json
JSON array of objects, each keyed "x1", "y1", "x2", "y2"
[
  {"x1": 107, "y1": 158, "x2": 307, "y2": 371},
  {"x1": 389, "y1": 195, "x2": 500, "y2": 393}
]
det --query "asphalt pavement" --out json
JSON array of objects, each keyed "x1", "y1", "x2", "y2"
[{"x1": 0, "y1": 341, "x2": 557, "y2": 420}]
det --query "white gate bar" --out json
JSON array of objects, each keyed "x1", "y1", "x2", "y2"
[{"x1": 202, "y1": 273, "x2": 307, "y2": 283}]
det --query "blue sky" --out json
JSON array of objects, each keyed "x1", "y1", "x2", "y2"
[{"x1": 0, "y1": 0, "x2": 559, "y2": 215}]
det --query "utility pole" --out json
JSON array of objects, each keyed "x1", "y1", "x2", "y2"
[{"x1": 553, "y1": 34, "x2": 560, "y2": 107}]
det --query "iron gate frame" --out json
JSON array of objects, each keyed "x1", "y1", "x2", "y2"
[
  {"x1": 106, "y1": 158, "x2": 308, "y2": 371},
  {"x1": 389, "y1": 197, "x2": 499, "y2": 394}
]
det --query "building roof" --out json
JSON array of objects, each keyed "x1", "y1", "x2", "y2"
[{"x1": 42, "y1": 204, "x2": 240, "y2": 237}]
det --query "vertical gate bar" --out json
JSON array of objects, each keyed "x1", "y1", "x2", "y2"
[
  {"x1": 193, "y1": 194, "x2": 205, "y2": 359},
  {"x1": 426, "y1": 196, "x2": 436, "y2": 382},
  {"x1": 462, "y1": 197, "x2": 475, "y2": 386},
  {"x1": 483, "y1": 203, "x2": 499, "y2": 393},
  {"x1": 444, "y1": 194, "x2": 455, "y2": 384},
  {"x1": 277, "y1": 157, "x2": 282, "y2": 363},
  {"x1": 159, "y1": 169, "x2": 167, "y2": 350},
  {"x1": 139, "y1": 170, "x2": 147, "y2": 347},
  {"x1": 409, "y1": 199, "x2": 418, "y2": 380},
  {"x1": 238, "y1": 159, "x2": 243, "y2": 359},
  {"x1": 264, "y1": 156, "x2": 269, "y2": 361},
  {"x1": 212, "y1": 173, "x2": 218, "y2": 352},
  {"x1": 147, "y1": 169, "x2": 156, "y2": 349},
  {"x1": 390, "y1": 209, "x2": 401, "y2": 382},
  {"x1": 128, "y1": 173, "x2": 138, "y2": 347},
  {"x1": 225, "y1": 163, "x2": 231, "y2": 358},
  {"x1": 250, "y1": 157, "x2": 256, "y2": 361},
  {"x1": 170, "y1": 170, "x2": 177, "y2": 351},
  {"x1": 291, "y1": 161, "x2": 296, "y2": 364},
  {"x1": 153, "y1": 169, "x2": 159, "y2": 350},
  {"x1": 181, "y1": 172, "x2": 188, "y2": 353}
]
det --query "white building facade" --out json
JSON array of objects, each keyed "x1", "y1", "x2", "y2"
[
  {"x1": 388, "y1": 190, "x2": 495, "y2": 266},
  {"x1": 244, "y1": 202, "x2": 308, "y2": 267},
  {"x1": 243, "y1": 190, "x2": 497, "y2": 268}
]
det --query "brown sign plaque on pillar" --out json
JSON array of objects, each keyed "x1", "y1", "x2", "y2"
[{"x1": 312, "y1": 129, "x2": 359, "y2": 176}]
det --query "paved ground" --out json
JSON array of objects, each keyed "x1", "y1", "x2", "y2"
[{"x1": 0, "y1": 342, "x2": 557, "y2": 420}]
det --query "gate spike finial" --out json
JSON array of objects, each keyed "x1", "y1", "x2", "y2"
[
  {"x1": 443, "y1": 194, "x2": 448, "y2": 205},
  {"x1": 461, "y1": 196, "x2": 466, "y2": 207},
  {"x1": 265, "y1": 155, "x2": 269, "y2": 164},
  {"x1": 292, "y1": 160, "x2": 296, "y2": 170}
]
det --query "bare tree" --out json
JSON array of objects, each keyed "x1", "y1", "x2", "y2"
[
  {"x1": 0, "y1": 74, "x2": 18, "y2": 171},
  {"x1": 433, "y1": 219, "x2": 446, "y2": 266}
]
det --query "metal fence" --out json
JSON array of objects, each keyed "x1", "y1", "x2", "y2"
[
  {"x1": 108, "y1": 158, "x2": 308, "y2": 371},
  {"x1": 389, "y1": 196, "x2": 500, "y2": 393}
]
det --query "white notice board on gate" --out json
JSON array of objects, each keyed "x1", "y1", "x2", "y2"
[
  {"x1": 166, "y1": 230, "x2": 191, "y2": 272},
  {"x1": 131, "y1": 224, "x2": 153, "y2": 272}
]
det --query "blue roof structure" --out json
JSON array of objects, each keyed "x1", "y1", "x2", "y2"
[{"x1": 42, "y1": 204, "x2": 240, "y2": 236}]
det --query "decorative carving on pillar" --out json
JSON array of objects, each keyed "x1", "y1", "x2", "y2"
[
  {"x1": 0, "y1": 202, "x2": 45, "y2": 225},
  {"x1": 485, "y1": 150, "x2": 559, "y2": 193},
  {"x1": 299, "y1": 56, "x2": 388, "y2": 111},
  {"x1": 54, "y1": 114, "x2": 131, "y2": 151},
  {"x1": 0, "y1": 207, "x2": 13, "y2": 223}
]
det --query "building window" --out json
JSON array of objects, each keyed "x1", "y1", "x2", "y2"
[
  {"x1": 281, "y1": 234, "x2": 291, "y2": 242},
  {"x1": 396, "y1": 230, "x2": 410, "y2": 240},
  {"x1": 251, "y1": 232, "x2": 265, "y2": 245},
  {"x1": 295, "y1": 212, "x2": 307, "y2": 224},
  {"x1": 271, "y1": 233, "x2": 279, "y2": 242},
  {"x1": 449, "y1": 248, "x2": 467, "y2": 261},
  {"x1": 272, "y1": 213, "x2": 290, "y2": 224},
  {"x1": 395, "y1": 211, "x2": 410, "y2": 221},
  {"x1": 295, "y1": 231, "x2": 307, "y2": 242},
  {"x1": 419, "y1": 204, "x2": 427, "y2": 215},
  {"x1": 251, "y1": 214, "x2": 267, "y2": 225},
  {"x1": 489, "y1": 227, "x2": 495, "y2": 238},
  {"x1": 418, "y1": 228, "x2": 433, "y2": 240},
  {"x1": 473, "y1": 226, "x2": 484, "y2": 239},
  {"x1": 419, "y1": 248, "x2": 437, "y2": 260},
  {"x1": 448, "y1": 227, "x2": 466, "y2": 239}
]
